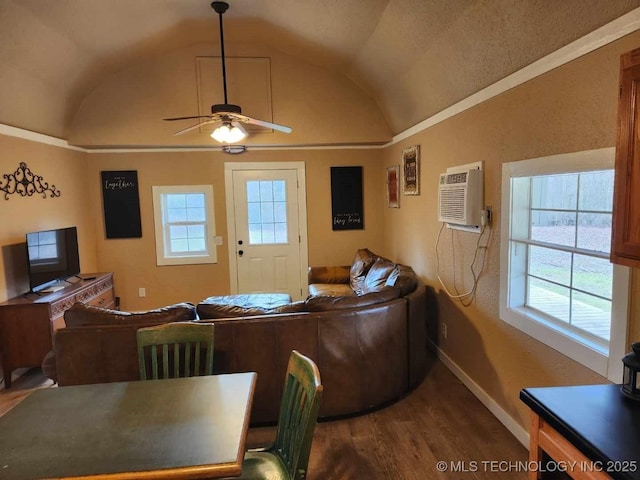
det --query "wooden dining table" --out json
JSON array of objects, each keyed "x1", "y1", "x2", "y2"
[{"x1": 0, "y1": 372, "x2": 257, "y2": 479}]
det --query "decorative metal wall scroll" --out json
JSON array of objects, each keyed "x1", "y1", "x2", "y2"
[{"x1": 0, "y1": 162, "x2": 61, "y2": 200}]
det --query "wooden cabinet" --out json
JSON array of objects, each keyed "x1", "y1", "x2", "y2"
[
  {"x1": 521, "y1": 385, "x2": 640, "y2": 480},
  {"x1": 612, "y1": 47, "x2": 640, "y2": 267},
  {"x1": 0, "y1": 273, "x2": 115, "y2": 387}
]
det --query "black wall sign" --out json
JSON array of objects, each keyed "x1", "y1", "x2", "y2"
[
  {"x1": 101, "y1": 170, "x2": 142, "y2": 239},
  {"x1": 331, "y1": 166, "x2": 364, "y2": 231}
]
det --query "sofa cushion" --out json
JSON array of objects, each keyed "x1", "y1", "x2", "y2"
[
  {"x1": 308, "y1": 283, "x2": 355, "y2": 297},
  {"x1": 197, "y1": 293, "x2": 294, "y2": 319},
  {"x1": 362, "y1": 257, "x2": 397, "y2": 294},
  {"x1": 386, "y1": 264, "x2": 418, "y2": 296},
  {"x1": 308, "y1": 266, "x2": 351, "y2": 285},
  {"x1": 64, "y1": 302, "x2": 196, "y2": 328},
  {"x1": 305, "y1": 287, "x2": 400, "y2": 311},
  {"x1": 349, "y1": 248, "x2": 379, "y2": 294}
]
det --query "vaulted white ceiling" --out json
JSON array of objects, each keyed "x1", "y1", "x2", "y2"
[{"x1": 1, "y1": 0, "x2": 639, "y2": 145}]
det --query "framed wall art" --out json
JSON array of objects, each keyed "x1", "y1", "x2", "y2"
[
  {"x1": 101, "y1": 170, "x2": 142, "y2": 238},
  {"x1": 386, "y1": 165, "x2": 400, "y2": 208},
  {"x1": 402, "y1": 145, "x2": 420, "y2": 195},
  {"x1": 330, "y1": 166, "x2": 364, "y2": 230}
]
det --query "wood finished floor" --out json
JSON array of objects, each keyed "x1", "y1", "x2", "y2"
[{"x1": 0, "y1": 356, "x2": 528, "y2": 479}]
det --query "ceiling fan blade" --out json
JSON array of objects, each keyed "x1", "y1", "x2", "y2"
[
  {"x1": 233, "y1": 113, "x2": 292, "y2": 133},
  {"x1": 172, "y1": 119, "x2": 219, "y2": 135},
  {"x1": 164, "y1": 115, "x2": 215, "y2": 122}
]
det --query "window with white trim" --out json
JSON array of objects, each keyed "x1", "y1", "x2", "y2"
[
  {"x1": 500, "y1": 149, "x2": 629, "y2": 381},
  {"x1": 152, "y1": 185, "x2": 217, "y2": 266}
]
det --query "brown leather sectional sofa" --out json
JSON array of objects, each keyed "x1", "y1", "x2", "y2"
[
  {"x1": 44, "y1": 249, "x2": 428, "y2": 424},
  {"x1": 196, "y1": 248, "x2": 428, "y2": 423}
]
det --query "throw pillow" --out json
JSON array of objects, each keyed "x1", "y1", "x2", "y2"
[
  {"x1": 361, "y1": 257, "x2": 397, "y2": 294},
  {"x1": 349, "y1": 248, "x2": 379, "y2": 294},
  {"x1": 385, "y1": 264, "x2": 418, "y2": 296}
]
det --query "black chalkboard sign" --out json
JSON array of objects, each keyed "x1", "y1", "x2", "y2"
[
  {"x1": 331, "y1": 166, "x2": 364, "y2": 230},
  {"x1": 101, "y1": 170, "x2": 142, "y2": 238}
]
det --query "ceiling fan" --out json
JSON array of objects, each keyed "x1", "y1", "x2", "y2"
[{"x1": 163, "y1": 1, "x2": 292, "y2": 143}]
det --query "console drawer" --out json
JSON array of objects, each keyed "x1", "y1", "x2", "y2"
[{"x1": 88, "y1": 289, "x2": 115, "y2": 309}]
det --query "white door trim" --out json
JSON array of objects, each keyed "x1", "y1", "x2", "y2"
[{"x1": 224, "y1": 161, "x2": 309, "y2": 296}]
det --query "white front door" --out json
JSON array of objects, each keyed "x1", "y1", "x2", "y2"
[{"x1": 226, "y1": 164, "x2": 308, "y2": 300}]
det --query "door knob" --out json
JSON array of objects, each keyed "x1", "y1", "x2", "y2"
[
  {"x1": 238, "y1": 240, "x2": 243, "y2": 245},
  {"x1": 238, "y1": 250, "x2": 244, "y2": 256}
]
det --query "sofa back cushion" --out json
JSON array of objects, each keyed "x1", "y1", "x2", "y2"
[
  {"x1": 305, "y1": 287, "x2": 400, "y2": 311},
  {"x1": 308, "y1": 266, "x2": 351, "y2": 285},
  {"x1": 349, "y1": 248, "x2": 379, "y2": 294},
  {"x1": 64, "y1": 302, "x2": 196, "y2": 328},
  {"x1": 386, "y1": 264, "x2": 418, "y2": 296},
  {"x1": 362, "y1": 257, "x2": 398, "y2": 294}
]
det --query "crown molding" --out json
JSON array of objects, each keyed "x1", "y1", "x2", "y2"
[{"x1": 0, "y1": 124, "x2": 84, "y2": 151}]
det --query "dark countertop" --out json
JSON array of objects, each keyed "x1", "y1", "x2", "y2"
[{"x1": 520, "y1": 384, "x2": 640, "y2": 480}]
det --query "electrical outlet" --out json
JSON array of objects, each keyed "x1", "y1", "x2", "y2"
[
  {"x1": 442, "y1": 323, "x2": 448, "y2": 340},
  {"x1": 138, "y1": 287, "x2": 146, "y2": 297}
]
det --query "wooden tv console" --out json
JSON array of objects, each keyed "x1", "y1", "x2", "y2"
[{"x1": 0, "y1": 273, "x2": 115, "y2": 388}]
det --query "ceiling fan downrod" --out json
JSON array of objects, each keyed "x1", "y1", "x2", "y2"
[{"x1": 211, "y1": 2, "x2": 230, "y2": 106}]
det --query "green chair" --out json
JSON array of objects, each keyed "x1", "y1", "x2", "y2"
[
  {"x1": 136, "y1": 322, "x2": 214, "y2": 380},
  {"x1": 230, "y1": 350, "x2": 323, "y2": 480}
]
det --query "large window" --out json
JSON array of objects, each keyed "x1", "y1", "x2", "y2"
[
  {"x1": 500, "y1": 149, "x2": 629, "y2": 381},
  {"x1": 152, "y1": 185, "x2": 217, "y2": 266}
]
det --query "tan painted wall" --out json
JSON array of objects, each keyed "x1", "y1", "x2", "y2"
[
  {"x1": 68, "y1": 43, "x2": 391, "y2": 147},
  {"x1": 0, "y1": 134, "x2": 97, "y2": 303},
  {"x1": 86, "y1": 148, "x2": 383, "y2": 311},
  {"x1": 381, "y1": 31, "x2": 640, "y2": 428}
]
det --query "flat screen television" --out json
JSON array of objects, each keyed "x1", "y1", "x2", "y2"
[{"x1": 26, "y1": 226, "x2": 80, "y2": 292}]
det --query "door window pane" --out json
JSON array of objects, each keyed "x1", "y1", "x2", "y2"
[
  {"x1": 247, "y1": 181, "x2": 260, "y2": 202},
  {"x1": 247, "y1": 180, "x2": 288, "y2": 244}
]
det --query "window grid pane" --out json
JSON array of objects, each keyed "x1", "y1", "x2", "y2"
[
  {"x1": 247, "y1": 180, "x2": 288, "y2": 245},
  {"x1": 520, "y1": 170, "x2": 614, "y2": 341},
  {"x1": 165, "y1": 193, "x2": 208, "y2": 255}
]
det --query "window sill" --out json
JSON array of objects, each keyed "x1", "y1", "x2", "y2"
[{"x1": 499, "y1": 304, "x2": 609, "y2": 377}]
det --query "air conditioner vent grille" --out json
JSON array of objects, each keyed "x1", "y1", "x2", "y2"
[{"x1": 439, "y1": 187, "x2": 466, "y2": 222}]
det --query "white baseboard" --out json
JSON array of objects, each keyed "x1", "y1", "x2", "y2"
[{"x1": 430, "y1": 340, "x2": 530, "y2": 448}]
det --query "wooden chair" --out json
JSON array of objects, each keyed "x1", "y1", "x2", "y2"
[
  {"x1": 230, "y1": 350, "x2": 323, "y2": 480},
  {"x1": 136, "y1": 322, "x2": 214, "y2": 380}
]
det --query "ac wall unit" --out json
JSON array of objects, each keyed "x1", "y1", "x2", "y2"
[{"x1": 438, "y1": 168, "x2": 483, "y2": 228}]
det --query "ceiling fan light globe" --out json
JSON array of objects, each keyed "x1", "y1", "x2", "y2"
[
  {"x1": 211, "y1": 124, "x2": 231, "y2": 143},
  {"x1": 227, "y1": 126, "x2": 247, "y2": 143}
]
